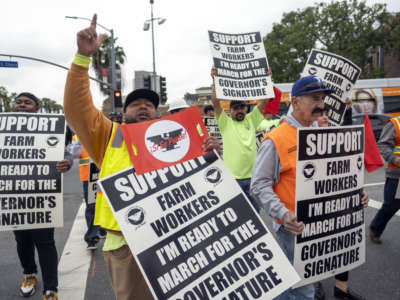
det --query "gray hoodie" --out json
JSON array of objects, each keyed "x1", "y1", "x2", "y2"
[
  {"x1": 378, "y1": 120, "x2": 400, "y2": 178},
  {"x1": 250, "y1": 113, "x2": 317, "y2": 231}
]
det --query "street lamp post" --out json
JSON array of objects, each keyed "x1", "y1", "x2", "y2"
[
  {"x1": 143, "y1": 0, "x2": 166, "y2": 92},
  {"x1": 65, "y1": 16, "x2": 117, "y2": 113}
]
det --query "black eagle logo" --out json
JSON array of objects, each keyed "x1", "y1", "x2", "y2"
[{"x1": 147, "y1": 129, "x2": 184, "y2": 151}]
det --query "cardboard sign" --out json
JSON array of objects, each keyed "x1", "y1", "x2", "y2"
[
  {"x1": 0, "y1": 113, "x2": 65, "y2": 231},
  {"x1": 209, "y1": 30, "x2": 274, "y2": 101},
  {"x1": 301, "y1": 49, "x2": 361, "y2": 125},
  {"x1": 87, "y1": 161, "x2": 100, "y2": 204},
  {"x1": 120, "y1": 106, "x2": 209, "y2": 174},
  {"x1": 99, "y1": 151, "x2": 300, "y2": 299},
  {"x1": 293, "y1": 126, "x2": 365, "y2": 286}
]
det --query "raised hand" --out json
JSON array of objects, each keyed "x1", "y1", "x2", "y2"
[{"x1": 76, "y1": 14, "x2": 108, "y2": 57}]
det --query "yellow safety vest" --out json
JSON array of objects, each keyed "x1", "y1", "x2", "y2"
[{"x1": 94, "y1": 123, "x2": 134, "y2": 231}]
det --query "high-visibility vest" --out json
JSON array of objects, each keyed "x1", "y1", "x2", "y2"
[
  {"x1": 387, "y1": 117, "x2": 400, "y2": 170},
  {"x1": 72, "y1": 135, "x2": 90, "y2": 181},
  {"x1": 94, "y1": 123, "x2": 134, "y2": 231},
  {"x1": 263, "y1": 122, "x2": 297, "y2": 223}
]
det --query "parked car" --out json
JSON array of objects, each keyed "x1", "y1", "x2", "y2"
[{"x1": 352, "y1": 113, "x2": 391, "y2": 141}]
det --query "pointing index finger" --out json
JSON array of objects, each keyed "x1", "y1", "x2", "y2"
[{"x1": 90, "y1": 14, "x2": 97, "y2": 30}]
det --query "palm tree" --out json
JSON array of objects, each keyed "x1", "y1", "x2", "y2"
[
  {"x1": 92, "y1": 36, "x2": 126, "y2": 95},
  {"x1": 0, "y1": 86, "x2": 16, "y2": 112},
  {"x1": 39, "y1": 97, "x2": 63, "y2": 113}
]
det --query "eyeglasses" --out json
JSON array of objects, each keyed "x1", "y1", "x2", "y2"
[{"x1": 298, "y1": 80, "x2": 327, "y2": 94}]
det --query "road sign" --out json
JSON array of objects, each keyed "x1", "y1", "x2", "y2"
[{"x1": 0, "y1": 61, "x2": 18, "y2": 68}]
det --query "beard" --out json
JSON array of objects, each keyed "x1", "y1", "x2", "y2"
[
  {"x1": 124, "y1": 111, "x2": 153, "y2": 124},
  {"x1": 124, "y1": 115, "x2": 138, "y2": 124},
  {"x1": 234, "y1": 113, "x2": 245, "y2": 121}
]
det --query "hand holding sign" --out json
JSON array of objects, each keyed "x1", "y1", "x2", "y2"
[
  {"x1": 77, "y1": 14, "x2": 108, "y2": 57},
  {"x1": 283, "y1": 211, "x2": 304, "y2": 235},
  {"x1": 202, "y1": 136, "x2": 221, "y2": 155},
  {"x1": 361, "y1": 191, "x2": 369, "y2": 208},
  {"x1": 56, "y1": 160, "x2": 71, "y2": 173}
]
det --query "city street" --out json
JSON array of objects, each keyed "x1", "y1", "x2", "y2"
[{"x1": 0, "y1": 162, "x2": 399, "y2": 300}]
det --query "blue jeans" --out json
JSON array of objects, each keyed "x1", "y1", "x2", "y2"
[
  {"x1": 236, "y1": 178, "x2": 260, "y2": 212},
  {"x1": 14, "y1": 228, "x2": 58, "y2": 292},
  {"x1": 274, "y1": 227, "x2": 315, "y2": 300},
  {"x1": 83, "y1": 181, "x2": 100, "y2": 243},
  {"x1": 370, "y1": 177, "x2": 400, "y2": 237}
]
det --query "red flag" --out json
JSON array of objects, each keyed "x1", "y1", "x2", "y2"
[
  {"x1": 263, "y1": 86, "x2": 282, "y2": 115},
  {"x1": 120, "y1": 106, "x2": 209, "y2": 174},
  {"x1": 363, "y1": 113, "x2": 384, "y2": 172}
]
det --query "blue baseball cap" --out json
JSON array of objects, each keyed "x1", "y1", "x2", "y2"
[{"x1": 291, "y1": 76, "x2": 335, "y2": 97}]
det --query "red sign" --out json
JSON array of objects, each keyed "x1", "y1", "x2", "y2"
[{"x1": 120, "y1": 106, "x2": 209, "y2": 174}]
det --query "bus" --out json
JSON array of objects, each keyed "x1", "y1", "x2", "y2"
[{"x1": 275, "y1": 77, "x2": 400, "y2": 118}]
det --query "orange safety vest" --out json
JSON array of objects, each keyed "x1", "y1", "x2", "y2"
[
  {"x1": 72, "y1": 135, "x2": 90, "y2": 181},
  {"x1": 387, "y1": 117, "x2": 400, "y2": 170},
  {"x1": 263, "y1": 122, "x2": 297, "y2": 223}
]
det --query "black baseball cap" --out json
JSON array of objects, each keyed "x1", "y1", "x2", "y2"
[
  {"x1": 123, "y1": 89, "x2": 159, "y2": 112},
  {"x1": 230, "y1": 101, "x2": 246, "y2": 109}
]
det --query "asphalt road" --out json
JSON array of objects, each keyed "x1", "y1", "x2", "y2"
[{"x1": 0, "y1": 163, "x2": 399, "y2": 300}]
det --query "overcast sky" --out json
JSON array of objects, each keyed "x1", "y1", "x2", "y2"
[{"x1": 1, "y1": 0, "x2": 399, "y2": 109}]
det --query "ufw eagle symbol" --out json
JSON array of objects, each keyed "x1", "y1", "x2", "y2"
[{"x1": 147, "y1": 129, "x2": 184, "y2": 151}]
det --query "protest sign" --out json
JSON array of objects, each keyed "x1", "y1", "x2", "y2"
[
  {"x1": 209, "y1": 30, "x2": 274, "y2": 101},
  {"x1": 294, "y1": 126, "x2": 365, "y2": 286},
  {"x1": 0, "y1": 113, "x2": 65, "y2": 231},
  {"x1": 88, "y1": 161, "x2": 100, "y2": 204},
  {"x1": 255, "y1": 131, "x2": 265, "y2": 150},
  {"x1": 203, "y1": 117, "x2": 222, "y2": 146},
  {"x1": 120, "y1": 106, "x2": 209, "y2": 175},
  {"x1": 301, "y1": 49, "x2": 361, "y2": 125},
  {"x1": 99, "y1": 151, "x2": 300, "y2": 299}
]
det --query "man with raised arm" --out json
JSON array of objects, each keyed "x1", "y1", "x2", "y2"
[
  {"x1": 64, "y1": 14, "x2": 220, "y2": 300},
  {"x1": 210, "y1": 68, "x2": 267, "y2": 212}
]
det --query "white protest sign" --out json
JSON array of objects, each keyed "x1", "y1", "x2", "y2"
[
  {"x1": 0, "y1": 113, "x2": 65, "y2": 231},
  {"x1": 87, "y1": 161, "x2": 100, "y2": 204},
  {"x1": 203, "y1": 117, "x2": 222, "y2": 151},
  {"x1": 301, "y1": 49, "x2": 361, "y2": 125},
  {"x1": 99, "y1": 151, "x2": 300, "y2": 299},
  {"x1": 209, "y1": 30, "x2": 274, "y2": 101},
  {"x1": 294, "y1": 126, "x2": 365, "y2": 287},
  {"x1": 255, "y1": 131, "x2": 265, "y2": 150}
]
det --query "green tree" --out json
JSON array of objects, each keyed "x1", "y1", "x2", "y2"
[
  {"x1": 92, "y1": 37, "x2": 126, "y2": 95},
  {"x1": 382, "y1": 12, "x2": 400, "y2": 53},
  {"x1": 40, "y1": 97, "x2": 63, "y2": 113},
  {"x1": 264, "y1": 0, "x2": 390, "y2": 82},
  {"x1": 0, "y1": 87, "x2": 63, "y2": 113},
  {"x1": 0, "y1": 86, "x2": 16, "y2": 112}
]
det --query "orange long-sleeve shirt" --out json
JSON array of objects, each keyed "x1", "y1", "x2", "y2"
[{"x1": 64, "y1": 63, "x2": 112, "y2": 168}]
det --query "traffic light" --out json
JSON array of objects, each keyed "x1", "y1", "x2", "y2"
[
  {"x1": 114, "y1": 90, "x2": 122, "y2": 107},
  {"x1": 159, "y1": 76, "x2": 167, "y2": 104},
  {"x1": 115, "y1": 68, "x2": 122, "y2": 91},
  {"x1": 143, "y1": 75, "x2": 151, "y2": 90}
]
